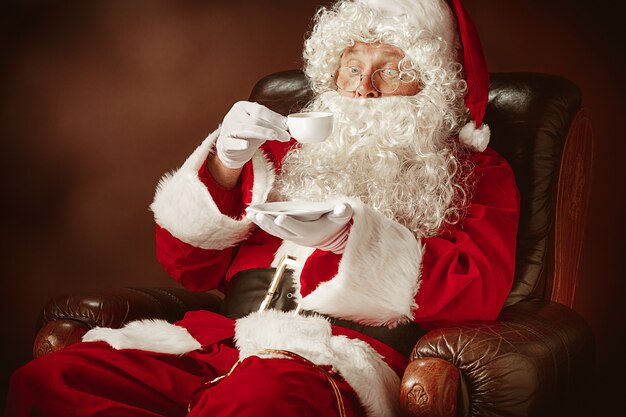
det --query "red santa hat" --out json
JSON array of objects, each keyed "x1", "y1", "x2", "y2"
[{"x1": 356, "y1": 0, "x2": 490, "y2": 150}]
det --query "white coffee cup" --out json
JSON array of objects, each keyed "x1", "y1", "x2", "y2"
[{"x1": 287, "y1": 112, "x2": 334, "y2": 143}]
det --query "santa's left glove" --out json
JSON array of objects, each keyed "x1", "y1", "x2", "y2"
[{"x1": 246, "y1": 203, "x2": 353, "y2": 254}]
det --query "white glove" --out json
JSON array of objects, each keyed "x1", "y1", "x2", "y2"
[
  {"x1": 246, "y1": 203, "x2": 353, "y2": 254},
  {"x1": 216, "y1": 101, "x2": 290, "y2": 169}
]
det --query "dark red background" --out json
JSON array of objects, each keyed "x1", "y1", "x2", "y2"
[{"x1": 2, "y1": 0, "x2": 624, "y2": 412}]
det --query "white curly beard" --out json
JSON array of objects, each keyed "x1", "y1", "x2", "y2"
[{"x1": 275, "y1": 91, "x2": 467, "y2": 238}]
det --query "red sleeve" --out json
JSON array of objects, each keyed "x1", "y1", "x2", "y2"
[
  {"x1": 414, "y1": 148, "x2": 520, "y2": 327},
  {"x1": 194, "y1": 139, "x2": 296, "y2": 217},
  {"x1": 154, "y1": 157, "x2": 258, "y2": 292},
  {"x1": 197, "y1": 158, "x2": 255, "y2": 218},
  {"x1": 155, "y1": 225, "x2": 235, "y2": 292}
]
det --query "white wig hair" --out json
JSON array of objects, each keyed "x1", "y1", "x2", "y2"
[{"x1": 304, "y1": 0, "x2": 462, "y2": 95}]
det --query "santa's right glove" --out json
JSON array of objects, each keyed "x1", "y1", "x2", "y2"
[
  {"x1": 216, "y1": 101, "x2": 290, "y2": 169},
  {"x1": 246, "y1": 203, "x2": 353, "y2": 254}
]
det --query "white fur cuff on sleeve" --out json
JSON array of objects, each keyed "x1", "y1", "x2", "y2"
[
  {"x1": 150, "y1": 128, "x2": 276, "y2": 250},
  {"x1": 301, "y1": 198, "x2": 422, "y2": 326}
]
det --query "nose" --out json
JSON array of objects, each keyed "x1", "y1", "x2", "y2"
[{"x1": 355, "y1": 74, "x2": 381, "y2": 98}]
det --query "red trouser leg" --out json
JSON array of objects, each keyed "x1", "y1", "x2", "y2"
[
  {"x1": 8, "y1": 342, "x2": 367, "y2": 417},
  {"x1": 6, "y1": 341, "x2": 239, "y2": 417},
  {"x1": 188, "y1": 356, "x2": 365, "y2": 417}
]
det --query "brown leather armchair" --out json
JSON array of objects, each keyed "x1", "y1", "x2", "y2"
[{"x1": 34, "y1": 71, "x2": 594, "y2": 417}]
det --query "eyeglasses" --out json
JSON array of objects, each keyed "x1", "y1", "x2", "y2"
[{"x1": 333, "y1": 66, "x2": 419, "y2": 94}]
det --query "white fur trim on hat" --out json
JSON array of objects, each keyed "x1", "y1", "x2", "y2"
[
  {"x1": 150, "y1": 128, "x2": 276, "y2": 250},
  {"x1": 235, "y1": 310, "x2": 400, "y2": 417},
  {"x1": 82, "y1": 319, "x2": 202, "y2": 354},
  {"x1": 459, "y1": 121, "x2": 490, "y2": 152},
  {"x1": 299, "y1": 197, "x2": 422, "y2": 327}
]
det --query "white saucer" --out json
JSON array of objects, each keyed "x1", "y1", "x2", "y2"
[{"x1": 248, "y1": 201, "x2": 335, "y2": 221}]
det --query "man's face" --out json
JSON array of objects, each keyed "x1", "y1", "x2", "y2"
[{"x1": 335, "y1": 42, "x2": 422, "y2": 98}]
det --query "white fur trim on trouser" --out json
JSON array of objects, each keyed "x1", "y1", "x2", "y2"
[
  {"x1": 235, "y1": 310, "x2": 400, "y2": 417},
  {"x1": 300, "y1": 198, "x2": 422, "y2": 327},
  {"x1": 149, "y1": 128, "x2": 276, "y2": 250},
  {"x1": 82, "y1": 319, "x2": 201, "y2": 354}
]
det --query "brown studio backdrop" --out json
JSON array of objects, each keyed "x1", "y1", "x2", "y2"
[{"x1": 1, "y1": 0, "x2": 624, "y2": 412}]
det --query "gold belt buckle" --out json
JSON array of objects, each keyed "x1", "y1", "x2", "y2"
[{"x1": 257, "y1": 254, "x2": 300, "y2": 314}]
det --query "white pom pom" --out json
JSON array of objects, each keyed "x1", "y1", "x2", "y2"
[{"x1": 459, "y1": 121, "x2": 490, "y2": 152}]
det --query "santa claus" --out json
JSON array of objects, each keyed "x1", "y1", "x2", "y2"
[{"x1": 7, "y1": 1, "x2": 519, "y2": 416}]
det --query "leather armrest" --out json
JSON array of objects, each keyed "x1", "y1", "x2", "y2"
[
  {"x1": 400, "y1": 300, "x2": 594, "y2": 417},
  {"x1": 33, "y1": 287, "x2": 222, "y2": 358}
]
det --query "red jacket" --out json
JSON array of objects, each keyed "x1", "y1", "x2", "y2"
[
  {"x1": 152, "y1": 132, "x2": 519, "y2": 330},
  {"x1": 147, "y1": 129, "x2": 520, "y2": 409}
]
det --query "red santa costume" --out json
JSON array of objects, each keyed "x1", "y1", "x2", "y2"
[{"x1": 7, "y1": 1, "x2": 519, "y2": 416}]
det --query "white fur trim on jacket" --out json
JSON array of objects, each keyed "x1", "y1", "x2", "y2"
[
  {"x1": 82, "y1": 319, "x2": 202, "y2": 354},
  {"x1": 300, "y1": 197, "x2": 422, "y2": 327},
  {"x1": 235, "y1": 310, "x2": 400, "y2": 417},
  {"x1": 150, "y1": 128, "x2": 276, "y2": 250}
]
